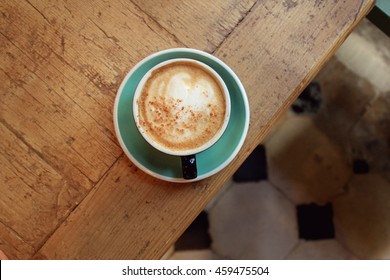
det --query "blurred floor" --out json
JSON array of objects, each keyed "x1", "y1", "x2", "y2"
[{"x1": 165, "y1": 18, "x2": 390, "y2": 260}]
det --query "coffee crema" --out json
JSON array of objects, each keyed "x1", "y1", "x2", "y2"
[{"x1": 136, "y1": 61, "x2": 227, "y2": 153}]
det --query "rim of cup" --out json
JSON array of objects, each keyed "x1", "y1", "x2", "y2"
[{"x1": 133, "y1": 58, "x2": 231, "y2": 156}]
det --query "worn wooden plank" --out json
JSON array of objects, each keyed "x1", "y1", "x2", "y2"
[
  {"x1": 131, "y1": 0, "x2": 257, "y2": 52},
  {"x1": 0, "y1": 40, "x2": 103, "y2": 186},
  {"x1": 0, "y1": 121, "x2": 71, "y2": 256},
  {"x1": 0, "y1": 223, "x2": 35, "y2": 260},
  {"x1": 0, "y1": 0, "x2": 262, "y2": 260},
  {"x1": 215, "y1": 0, "x2": 375, "y2": 146},
  {"x1": 35, "y1": 0, "x2": 374, "y2": 259},
  {"x1": 0, "y1": 0, "x2": 180, "y2": 258},
  {"x1": 34, "y1": 155, "x2": 227, "y2": 259}
]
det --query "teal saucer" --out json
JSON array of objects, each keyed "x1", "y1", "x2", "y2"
[{"x1": 113, "y1": 48, "x2": 249, "y2": 182}]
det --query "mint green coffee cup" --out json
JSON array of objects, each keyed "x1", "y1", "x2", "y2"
[{"x1": 114, "y1": 48, "x2": 249, "y2": 183}]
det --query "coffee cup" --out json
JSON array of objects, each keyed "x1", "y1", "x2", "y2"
[{"x1": 133, "y1": 58, "x2": 231, "y2": 179}]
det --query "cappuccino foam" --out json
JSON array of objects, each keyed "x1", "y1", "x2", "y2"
[{"x1": 136, "y1": 61, "x2": 227, "y2": 152}]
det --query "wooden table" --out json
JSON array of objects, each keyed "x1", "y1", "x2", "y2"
[{"x1": 0, "y1": 0, "x2": 374, "y2": 259}]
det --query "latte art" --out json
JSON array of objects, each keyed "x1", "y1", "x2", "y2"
[{"x1": 136, "y1": 61, "x2": 227, "y2": 153}]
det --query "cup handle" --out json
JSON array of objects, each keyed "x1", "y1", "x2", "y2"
[{"x1": 181, "y1": 155, "x2": 197, "y2": 180}]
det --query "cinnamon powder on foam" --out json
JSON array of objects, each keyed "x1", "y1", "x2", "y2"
[{"x1": 137, "y1": 61, "x2": 226, "y2": 152}]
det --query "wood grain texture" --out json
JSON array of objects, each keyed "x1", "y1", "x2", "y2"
[
  {"x1": 131, "y1": 0, "x2": 257, "y2": 52},
  {"x1": 35, "y1": 155, "x2": 222, "y2": 259},
  {"x1": 0, "y1": 0, "x2": 181, "y2": 258},
  {"x1": 33, "y1": 0, "x2": 374, "y2": 259},
  {"x1": 215, "y1": 0, "x2": 375, "y2": 147},
  {"x1": 0, "y1": 0, "x2": 261, "y2": 259}
]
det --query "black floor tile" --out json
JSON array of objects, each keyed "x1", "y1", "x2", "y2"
[
  {"x1": 233, "y1": 145, "x2": 267, "y2": 182},
  {"x1": 175, "y1": 211, "x2": 211, "y2": 251},
  {"x1": 297, "y1": 203, "x2": 335, "y2": 240},
  {"x1": 291, "y1": 82, "x2": 322, "y2": 114},
  {"x1": 353, "y1": 158, "x2": 370, "y2": 174}
]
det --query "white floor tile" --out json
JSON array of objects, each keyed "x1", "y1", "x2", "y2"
[
  {"x1": 205, "y1": 177, "x2": 234, "y2": 212},
  {"x1": 286, "y1": 239, "x2": 357, "y2": 260},
  {"x1": 314, "y1": 57, "x2": 377, "y2": 152},
  {"x1": 266, "y1": 117, "x2": 351, "y2": 204},
  {"x1": 335, "y1": 18, "x2": 390, "y2": 95},
  {"x1": 208, "y1": 181, "x2": 298, "y2": 259},
  {"x1": 334, "y1": 174, "x2": 390, "y2": 259}
]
